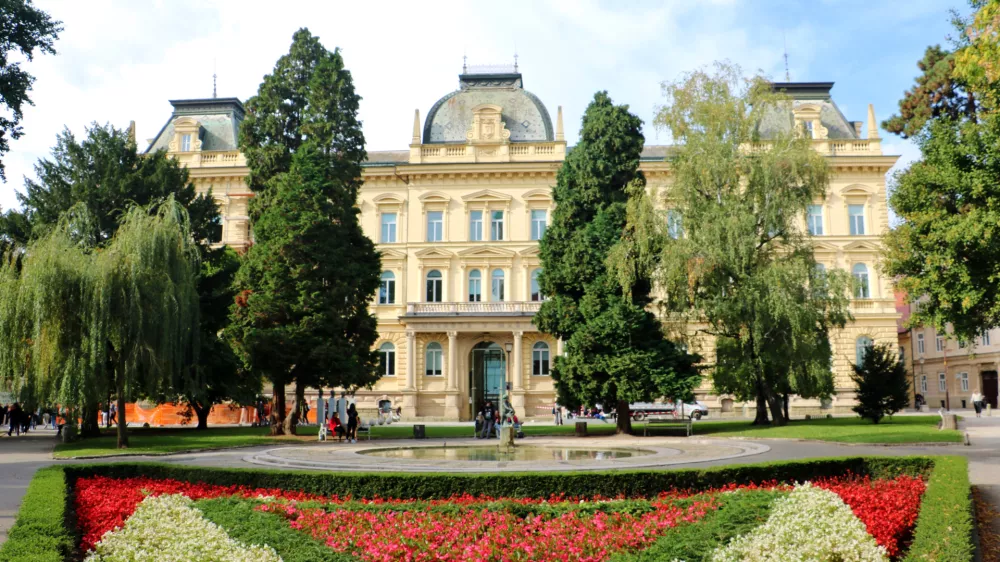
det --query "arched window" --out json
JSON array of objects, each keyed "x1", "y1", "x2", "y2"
[
  {"x1": 468, "y1": 269, "x2": 482, "y2": 302},
  {"x1": 379, "y1": 342, "x2": 396, "y2": 376},
  {"x1": 532, "y1": 341, "x2": 551, "y2": 376},
  {"x1": 379, "y1": 271, "x2": 395, "y2": 305},
  {"x1": 530, "y1": 268, "x2": 543, "y2": 302},
  {"x1": 425, "y1": 342, "x2": 443, "y2": 376},
  {"x1": 852, "y1": 263, "x2": 870, "y2": 299},
  {"x1": 667, "y1": 210, "x2": 684, "y2": 239},
  {"x1": 491, "y1": 268, "x2": 505, "y2": 302},
  {"x1": 855, "y1": 336, "x2": 873, "y2": 366},
  {"x1": 426, "y1": 270, "x2": 443, "y2": 302}
]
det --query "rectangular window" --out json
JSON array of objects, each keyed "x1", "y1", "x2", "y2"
[
  {"x1": 426, "y1": 211, "x2": 443, "y2": 242},
  {"x1": 469, "y1": 210, "x2": 483, "y2": 241},
  {"x1": 490, "y1": 210, "x2": 504, "y2": 241},
  {"x1": 960, "y1": 372, "x2": 969, "y2": 392},
  {"x1": 983, "y1": 331, "x2": 991, "y2": 346},
  {"x1": 530, "y1": 210, "x2": 547, "y2": 241},
  {"x1": 935, "y1": 335, "x2": 944, "y2": 352},
  {"x1": 803, "y1": 121, "x2": 814, "y2": 139},
  {"x1": 181, "y1": 134, "x2": 192, "y2": 152},
  {"x1": 667, "y1": 210, "x2": 684, "y2": 239},
  {"x1": 917, "y1": 333, "x2": 925, "y2": 355},
  {"x1": 920, "y1": 375, "x2": 927, "y2": 394},
  {"x1": 938, "y1": 373, "x2": 947, "y2": 392},
  {"x1": 380, "y1": 213, "x2": 397, "y2": 243},
  {"x1": 848, "y1": 204, "x2": 866, "y2": 235},
  {"x1": 807, "y1": 205, "x2": 823, "y2": 236}
]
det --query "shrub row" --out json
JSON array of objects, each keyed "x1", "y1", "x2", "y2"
[
  {"x1": 60, "y1": 456, "x2": 933, "y2": 500},
  {"x1": 0, "y1": 455, "x2": 967, "y2": 562},
  {"x1": 903, "y1": 455, "x2": 974, "y2": 561}
]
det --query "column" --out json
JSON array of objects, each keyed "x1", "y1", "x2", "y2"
[
  {"x1": 447, "y1": 331, "x2": 458, "y2": 391},
  {"x1": 557, "y1": 337, "x2": 564, "y2": 357},
  {"x1": 406, "y1": 331, "x2": 417, "y2": 390},
  {"x1": 513, "y1": 331, "x2": 524, "y2": 390}
]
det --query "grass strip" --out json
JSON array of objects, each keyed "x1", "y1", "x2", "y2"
[
  {"x1": 0, "y1": 466, "x2": 74, "y2": 562},
  {"x1": 903, "y1": 455, "x2": 974, "y2": 561},
  {"x1": 196, "y1": 497, "x2": 353, "y2": 562},
  {"x1": 608, "y1": 489, "x2": 781, "y2": 562}
]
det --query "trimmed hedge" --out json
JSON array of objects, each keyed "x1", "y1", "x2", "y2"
[
  {"x1": 904, "y1": 455, "x2": 974, "y2": 561},
  {"x1": 59, "y1": 456, "x2": 933, "y2": 500},
  {"x1": 0, "y1": 466, "x2": 74, "y2": 562},
  {"x1": 0, "y1": 455, "x2": 970, "y2": 562},
  {"x1": 196, "y1": 497, "x2": 352, "y2": 562}
]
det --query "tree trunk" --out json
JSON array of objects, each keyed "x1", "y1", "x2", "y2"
[
  {"x1": 782, "y1": 393, "x2": 790, "y2": 422},
  {"x1": 283, "y1": 382, "x2": 303, "y2": 436},
  {"x1": 766, "y1": 394, "x2": 786, "y2": 427},
  {"x1": 115, "y1": 366, "x2": 128, "y2": 448},
  {"x1": 752, "y1": 376, "x2": 770, "y2": 425},
  {"x1": 191, "y1": 401, "x2": 211, "y2": 430},
  {"x1": 270, "y1": 383, "x2": 286, "y2": 436},
  {"x1": 79, "y1": 404, "x2": 101, "y2": 438},
  {"x1": 615, "y1": 400, "x2": 633, "y2": 435}
]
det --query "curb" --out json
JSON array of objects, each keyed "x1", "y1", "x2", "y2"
[{"x1": 52, "y1": 440, "x2": 325, "y2": 461}]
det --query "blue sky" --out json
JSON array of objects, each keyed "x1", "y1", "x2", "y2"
[{"x1": 0, "y1": 0, "x2": 967, "y2": 211}]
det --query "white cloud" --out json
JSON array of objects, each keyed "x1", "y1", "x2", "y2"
[{"x1": 4, "y1": 0, "x2": 822, "y2": 211}]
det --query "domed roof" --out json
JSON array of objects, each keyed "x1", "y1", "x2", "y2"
[{"x1": 423, "y1": 71, "x2": 553, "y2": 144}]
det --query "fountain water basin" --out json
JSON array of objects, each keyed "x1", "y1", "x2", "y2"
[{"x1": 359, "y1": 445, "x2": 653, "y2": 462}]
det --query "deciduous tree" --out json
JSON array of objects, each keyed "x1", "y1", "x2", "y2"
[
  {"x1": 535, "y1": 91, "x2": 700, "y2": 435},
  {"x1": 0, "y1": 0, "x2": 61, "y2": 181},
  {"x1": 612, "y1": 63, "x2": 851, "y2": 426}
]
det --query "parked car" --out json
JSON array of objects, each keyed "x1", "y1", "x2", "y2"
[{"x1": 629, "y1": 400, "x2": 709, "y2": 421}]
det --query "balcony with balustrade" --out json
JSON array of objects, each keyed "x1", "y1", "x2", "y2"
[{"x1": 404, "y1": 301, "x2": 542, "y2": 317}]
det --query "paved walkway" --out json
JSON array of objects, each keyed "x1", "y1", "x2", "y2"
[{"x1": 0, "y1": 429, "x2": 57, "y2": 543}]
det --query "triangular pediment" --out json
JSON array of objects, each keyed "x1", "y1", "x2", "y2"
[
  {"x1": 519, "y1": 246, "x2": 541, "y2": 257},
  {"x1": 811, "y1": 241, "x2": 839, "y2": 252},
  {"x1": 457, "y1": 246, "x2": 516, "y2": 258},
  {"x1": 378, "y1": 248, "x2": 407, "y2": 260},
  {"x1": 462, "y1": 189, "x2": 512, "y2": 202},
  {"x1": 842, "y1": 240, "x2": 880, "y2": 252},
  {"x1": 415, "y1": 248, "x2": 455, "y2": 258}
]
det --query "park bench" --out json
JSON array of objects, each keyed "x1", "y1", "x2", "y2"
[
  {"x1": 643, "y1": 416, "x2": 693, "y2": 437},
  {"x1": 356, "y1": 420, "x2": 373, "y2": 441}
]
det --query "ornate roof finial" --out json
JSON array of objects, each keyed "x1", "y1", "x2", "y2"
[
  {"x1": 783, "y1": 33, "x2": 790, "y2": 82},
  {"x1": 212, "y1": 58, "x2": 217, "y2": 98},
  {"x1": 462, "y1": 54, "x2": 467, "y2": 74}
]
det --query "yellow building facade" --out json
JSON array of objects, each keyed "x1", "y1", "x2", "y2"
[{"x1": 146, "y1": 71, "x2": 899, "y2": 420}]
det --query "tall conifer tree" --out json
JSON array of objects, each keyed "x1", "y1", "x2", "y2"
[
  {"x1": 535, "y1": 92, "x2": 699, "y2": 434},
  {"x1": 233, "y1": 29, "x2": 379, "y2": 434}
]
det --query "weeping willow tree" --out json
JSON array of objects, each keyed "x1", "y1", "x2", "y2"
[{"x1": 0, "y1": 198, "x2": 200, "y2": 447}]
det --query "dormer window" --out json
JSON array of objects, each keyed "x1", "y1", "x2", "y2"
[{"x1": 181, "y1": 134, "x2": 192, "y2": 152}]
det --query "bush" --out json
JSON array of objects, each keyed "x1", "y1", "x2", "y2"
[
  {"x1": 903, "y1": 456, "x2": 974, "y2": 561},
  {"x1": 0, "y1": 466, "x2": 74, "y2": 562},
  {"x1": 851, "y1": 342, "x2": 910, "y2": 423}
]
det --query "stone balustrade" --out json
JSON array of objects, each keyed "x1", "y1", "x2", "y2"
[
  {"x1": 405, "y1": 301, "x2": 543, "y2": 316},
  {"x1": 410, "y1": 142, "x2": 566, "y2": 164}
]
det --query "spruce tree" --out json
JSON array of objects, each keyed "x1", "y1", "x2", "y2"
[
  {"x1": 851, "y1": 343, "x2": 909, "y2": 424},
  {"x1": 234, "y1": 29, "x2": 378, "y2": 434},
  {"x1": 535, "y1": 92, "x2": 699, "y2": 435}
]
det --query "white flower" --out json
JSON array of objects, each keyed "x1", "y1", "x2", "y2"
[
  {"x1": 85, "y1": 494, "x2": 282, "y2": 562},
  {"x1": 711, "y1": 483, "x2": 888, "y2": 562}
]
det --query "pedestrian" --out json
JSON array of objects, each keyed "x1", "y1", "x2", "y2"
[
  {"x1": 972, "y1": 390, "x2": 984, "y2": 418},
  {"x1": 0, "y1": 404, "x2": 7, "y2": 428},
  {"x1": 7, "y1": 403, "x2": 21, "y2": 437},
  {"x1": 552, "y1": 402, "x2": 563, "y2": 426},
  {"x1": 109, "y1": 403, "x2": 118, "y2": 426},
  {"x1": 328, "y1": 412, "x2": 343, "y2": 442},
  {"x1": 347, "y1": 403, "x2": 358, "y2": 443},
  {"x1": 302, "y1": 400, "x2": 310, "y2": 425},
  {"x1": 480, "y1": 401, "x2": 495, "y2": 439}
]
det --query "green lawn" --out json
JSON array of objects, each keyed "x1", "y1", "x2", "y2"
[
  {"x1": 51, "y1": 415, "x2": 959, "y2": 458},
  {"x1": 685, "y1": 415, "x2": 962, "y2": 443}
]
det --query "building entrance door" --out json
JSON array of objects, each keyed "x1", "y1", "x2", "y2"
[
  {"x1": 982, "y1": 371, "x2": 999, "y2": 409},
  {"x1": 469, "y1": 342, "x2": 505, "y2": 419}
]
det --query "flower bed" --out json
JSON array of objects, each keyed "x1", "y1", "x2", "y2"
[{"x1": 0, "y1": 457, "x2": 972, "y2": 562}]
